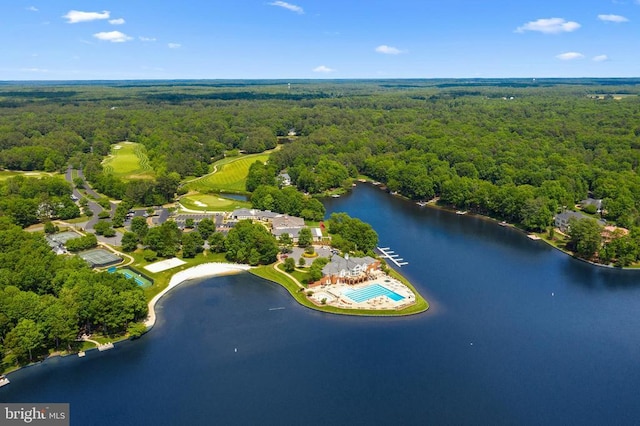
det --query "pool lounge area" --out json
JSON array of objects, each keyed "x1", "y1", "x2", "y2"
[{"x1": 308, "y1": 275, "x2": 415, "y2": 311}]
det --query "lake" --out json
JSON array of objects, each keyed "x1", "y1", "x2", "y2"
[{"x1": 3, "y1": 183, "x2": 640, "y2": 425}]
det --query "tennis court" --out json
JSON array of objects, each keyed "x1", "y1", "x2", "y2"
[{"x1": 79, "y1": 248, "x2": 122, "y2": 268}]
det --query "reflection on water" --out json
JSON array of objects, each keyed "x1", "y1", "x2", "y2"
[
  {"x1": 4, "y1": 183, "x2": 640, "y2": 425},
  {"x1": 220, "y1": 193, "x2": 248, "y2": 202}
]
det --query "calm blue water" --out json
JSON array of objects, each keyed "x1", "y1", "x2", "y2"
[
  {"x1": 3, "y1": 183, "x2": 640, "y2": 425},
  {"x1": 344, "y1": 283, "x2": 405, "y2": 302},
  {"x1": 220, "y1": 193, "x2": 248, "y2": 202}
]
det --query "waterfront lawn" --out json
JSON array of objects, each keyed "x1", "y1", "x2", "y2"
[{"x1": 277, "y1": 263, "x2": 311, "y2": 284}]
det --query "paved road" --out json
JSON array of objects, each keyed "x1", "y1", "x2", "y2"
[
  {"x1": 65, "y1": 167, "x2": 84, "y2": 201},
  {"x1": 64, "y1": 167, "x2": 107, "y2": 231},
  {"x1": 64, "y1": 166, "x2": 172, "y2": 242}
]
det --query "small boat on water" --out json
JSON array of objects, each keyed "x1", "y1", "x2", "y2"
[
  {"x1": 416, "y1": 201, "x2": 427, "y2": 207},
  {"x1": 331, "y1": 194, "x2": 341, "y2": 198},
  {"x1": 499, "y1": 221, "x2": 508, "y2": 227},
  {"x1": 456, "y1": 210, "x2": 468, "y2": 215},
  {"x1": 0, "y1": 375, "x2": 10, "y2": 387}
]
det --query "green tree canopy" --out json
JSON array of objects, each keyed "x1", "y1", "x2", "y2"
[{"x1": 224, "y1": 220, "x2": 278, "y2": 265}]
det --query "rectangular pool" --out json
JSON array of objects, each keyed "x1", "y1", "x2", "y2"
[{"x1": 344, "y1": 283, "x2": 405, "y2": 303}]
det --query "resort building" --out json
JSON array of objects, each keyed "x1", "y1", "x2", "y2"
[
  {"x1": 230, "y1": 208, "x2": 279, "y2": 221},
  {"x1": 173, "y1": 213, "x2": 224, "y2": 230},
  {"x1": 272, "y1": 227, "x2": 304, "y2": 241},
  {"x1": 311, "y1": 255, "x2": 381, "y2": 287},
  {"x1": 228, "y1": 209, "x2": 323, "y2": 242},
  {"x1": 271, "y1": 214, "x2": 305, "y2": 230}
]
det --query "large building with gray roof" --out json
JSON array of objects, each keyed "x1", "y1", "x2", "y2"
[{"x1": 311, "y1": 254, "x2": 380, "y2": 286}]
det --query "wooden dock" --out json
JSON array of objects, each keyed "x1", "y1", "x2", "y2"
[{"x1": 377, "y1": 247, "x2": 408, "y2": 267}]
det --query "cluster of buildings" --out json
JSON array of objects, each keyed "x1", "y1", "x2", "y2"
[
  {"x1": 553, "y1": 197, "x2": 629, "y2": 241},
  {"x1": 176, "y1": 208, "x2": 324, "y2": 243},
  {"x1": 310, "y1": 255, "x2": 381, "y2": 287},
  {"x1": 554, "y1": 197, "x2": 606, "y2": 232}
]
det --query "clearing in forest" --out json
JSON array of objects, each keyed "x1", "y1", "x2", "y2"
[
  {"x1": 102, "y1": 142, "x2": 154, "y2": 180},
  {"x1": 0, "y1": 170, "x2": 60, "y2": 181}
]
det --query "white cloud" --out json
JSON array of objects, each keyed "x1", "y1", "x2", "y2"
[
  {"x1": 139, "y1": 36, "x2": 157, "y2": 42},
  {"x1": 556, "y1": 52, "x2": 584, "y2": 60},
  {"x1": 597, "y1": 14, "x2": 629, "y2": 23},
  {"x1": 63, "y1": 10, "x2": 110, "y2": 24},
  {"x1": 93, "y1": 31, "x2": 133, "y2": 43},
  {"x1": 593, "y1": 54, "x2": 609, "y2": 62},
  {"x1": 21, "y1": 67, "x2": 48, "y2": 73},
  {"x1": 516, "y1": 18, "x2": 581, "y2": 34},
  {"x1": 168, "y1": 43, "x2": 181, "y2": 49},
  {"x1": 268, "y1": 1, "x2": 304, "y2": 14},
  {"x1": 27, "y1": 6, "x2": 38, "y2": 12},
  {"x1": 375, "y1": 45, "x2": 404, "y2": 55},
  {"x1": 109, "y1": 18, "x2": 126, "y2": 25},
  {"x1": 313, "y1": 65, "x2": 335, "y2": 73}
]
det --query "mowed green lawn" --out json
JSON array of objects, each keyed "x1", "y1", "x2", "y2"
[
  {"x1": 185, "y1": 153, "x2": 270, "y2": 193},
  {"x1": 180, "y1": 193, "x2": 251, "y2": 211},
  {"x1": 102, "y1": 142, "x2": 154, "y2": 180}
]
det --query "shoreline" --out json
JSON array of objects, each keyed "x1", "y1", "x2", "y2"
[
  {"x1": 144, "y1": 262, "x2": 252, "y2": 329},
  {"x1": 250, "y1": 263, "x2": 429, "y2": 317},
  {"x1": 363, "y1": 182, "x2": 640, "y2": 271}
]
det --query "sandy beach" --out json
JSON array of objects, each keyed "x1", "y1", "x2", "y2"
[{"x1": 144, "y1": 262, "x2": 252, "y2": 329}]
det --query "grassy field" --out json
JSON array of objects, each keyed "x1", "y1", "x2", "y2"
[
  {"x1": 0, "y1": 170, "x2": 60, "y2": 180},
  {"x1": 184, "y1": 152, "x2": 271, "y2": 193},
  {"x1": 102, "y1": 141, "x2": 154, "y2": 180},
  {"x1": 179, "y1": 193, "x2": 251, "y2": 211}
]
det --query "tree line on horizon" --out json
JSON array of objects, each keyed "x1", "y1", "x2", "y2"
[{"x1": 1, "y1": 82, "x2": 640, "y2": 263}]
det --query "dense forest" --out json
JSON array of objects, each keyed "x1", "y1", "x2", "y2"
[
  {"x1": 1, "y1": 79, "x2": 640, "y2": 264},
  {"x1": 0, "y1": 218, "x2": 147, "y2": 368}
]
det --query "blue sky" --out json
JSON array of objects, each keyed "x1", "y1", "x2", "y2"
[{"x1": 2, "y1": 0, "x2": 639, "y2": 80}]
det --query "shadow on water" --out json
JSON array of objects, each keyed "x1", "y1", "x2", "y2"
[
  {"x1": 6, "y1": 183, "x2": 640, "y2": 425},
  {"x1": 562, "y1": 257, "x2": 640, "y2": 290}
]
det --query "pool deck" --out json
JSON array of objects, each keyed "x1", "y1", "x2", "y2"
[{"x1": 308, "y1": 271, "x2": 416, "y2": 310}]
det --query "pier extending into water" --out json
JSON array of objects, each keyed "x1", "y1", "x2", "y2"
[{"x1": 377, "y1": 247, "x2": 409, "y2": 267}]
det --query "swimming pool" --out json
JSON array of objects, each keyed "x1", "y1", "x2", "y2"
[{"x1": 343, "y1": 283, "x2": 405, "y2": 303}]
